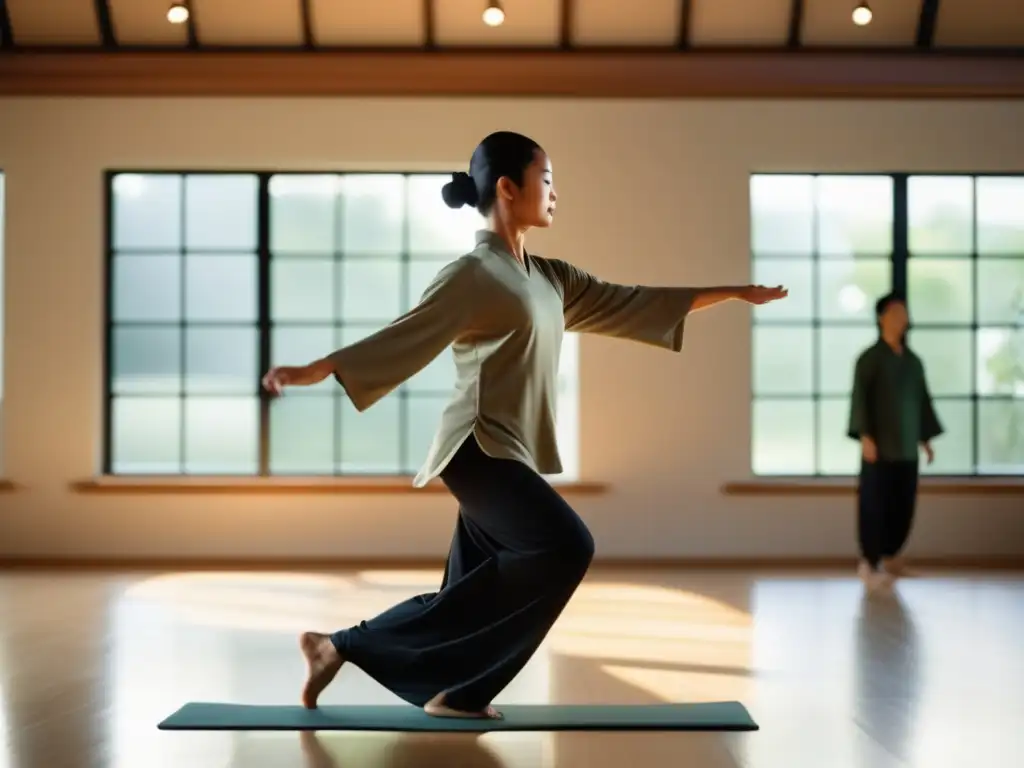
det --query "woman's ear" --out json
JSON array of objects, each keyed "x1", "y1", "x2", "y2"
[{"x1": 495, "y1": 176, "x2": 515, "y2": 202}]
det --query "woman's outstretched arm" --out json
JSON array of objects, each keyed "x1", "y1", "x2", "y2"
[
  {"x1": 541, "y1": 257, "x2": 787, "y2": 352},
  {"x1": 262, "y1": 256, "x2": 482, "y2": 409}
]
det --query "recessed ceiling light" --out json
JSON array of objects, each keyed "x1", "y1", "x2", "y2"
[
  {"x1": 167, "y1": 3, "x2": 189, "y2": 24},
  {"x1": 483, "y1": 1, "x2": 505, "y2": 27},
  {"x1": 852, "y1": 2, "x2": 873, "y2": 25}
]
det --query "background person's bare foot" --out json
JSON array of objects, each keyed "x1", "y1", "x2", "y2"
[
  {"x1": 300, "y1": 631, "x2": 344, "y2": 709},
  {"x1": 424, "y1": 692, "x2": 503, "y2": 720},
  {"x1": 883, "y1": 556, "x2": 916, "y2": 577}
]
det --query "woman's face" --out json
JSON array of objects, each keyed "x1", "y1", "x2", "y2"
[{"x1": 501, "y1": 150, "x2": 557, "y2": 229}]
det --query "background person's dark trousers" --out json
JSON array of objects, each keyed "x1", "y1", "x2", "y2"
[{"x1": 857, "y1": 459, "x2": 919, "y2": 582}]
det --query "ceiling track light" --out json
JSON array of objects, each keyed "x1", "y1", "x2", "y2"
[
  {"x1": 483, "y1": 0, "x2": 505, "y2": 27},
  {"x1": 852, "y1": 1, "x2": 873, "y2": 26}
]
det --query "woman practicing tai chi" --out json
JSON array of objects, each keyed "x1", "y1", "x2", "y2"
[{"x1": 261, "y1": 132, "x2": 788, "y2": 720}]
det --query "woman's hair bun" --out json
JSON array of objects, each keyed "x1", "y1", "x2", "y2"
[{"x1": 441, "y1": 171, "x2": 479, "y2": 210}]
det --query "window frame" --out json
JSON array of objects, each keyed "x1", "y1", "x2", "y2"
[
  {"x1": 750, "y1": 170, "x2": 1024, "y2": 480},
  {"x1": 101, "y1": 169, "x2": 580, "y2": 480}
]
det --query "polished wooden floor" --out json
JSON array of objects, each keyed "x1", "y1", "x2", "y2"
[{"x1": 0, "y1": 566, "x2": 1021, "y2": 768}]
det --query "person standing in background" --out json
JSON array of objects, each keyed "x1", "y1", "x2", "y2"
[{"x1": 847, "y1": 293, "x2": 943, "y2": 591}]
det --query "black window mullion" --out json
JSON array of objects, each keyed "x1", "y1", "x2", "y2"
[
  {"x1": 811, "y1": 174, "x2": 821, "y2": 474},
  {"x1": 257, "y1": 174, "x2": 272, "y2": 476},
  {"x1": 334, "y1": 175, "x2": 343, "y2": 475},
  {"x1": 892, "y1": 174, "x2": 908, "y2": 298},
  {"x1": 399, "y1": 175, "x2": 411, "y2": 474},
  {"x1": 102, "y1": 174, "x2": 115, "y2": 474},
  {"x1": 970, "y1": 175, "x2": 979, "y2": 473},
  {"x1": 179, "y1": 174, "x2": 187, "y2": 474}
]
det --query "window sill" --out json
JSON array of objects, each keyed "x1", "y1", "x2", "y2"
[
  {"x1": 70, "y1": 476, "x2": 611, "y2": 496},
  {"x1": 722, "y1": 479, "x2": 1024, "y2": 497}
]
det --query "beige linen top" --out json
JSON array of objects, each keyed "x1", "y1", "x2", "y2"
[{"x1": 328, "y1": 231, "x2": 697, "y2": 487}]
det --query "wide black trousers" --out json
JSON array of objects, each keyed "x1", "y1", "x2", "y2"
[
  {"x1": 330, "y1": 436, "x2": 595, "y2": 711},
  {"x1": 857, "y1": 459, "x2": 919, "y2": 570}
]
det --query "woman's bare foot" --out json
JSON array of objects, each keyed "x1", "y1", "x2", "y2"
[
  {"x1": 424, "y1": 691, "x2": 503, "y2": 720},
  {"x1": 298, "y1": 731, "x2": 338, "y2": 768},
  {"x1": 299, "y1": 631, "x2": 344, "y2": 709}
]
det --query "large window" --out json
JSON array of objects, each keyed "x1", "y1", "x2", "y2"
[
  {"x1": 751, "y1": 173, "x2": 1024, "y2": 477},
  {"x1": 105, "y1": 172, "x2": 579, "y2": 479}
]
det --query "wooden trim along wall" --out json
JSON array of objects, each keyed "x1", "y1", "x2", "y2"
[
  {"x1": 67, "y1": 477, "x2": 610, "y2": 495},
  {"x1": 0, "y1": 49, "x2": 1023, "y2": 98},
  {"x1": 723, "y1": 480, "x2": 1024, "y2": 496},
  {"x1": 0, "y1": 555, "x2": 1021, "y2": 571},
  {"x1": 0, "y1": 477, "x2": 1017, "y2": 496}
]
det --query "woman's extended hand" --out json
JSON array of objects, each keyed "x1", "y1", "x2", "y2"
[
  {"x1": 262, "y1": 359, "x2": 333, "y2": 395},
  {"x1": 740, "y1": 285, "x2": 789, "y2": 305},
  {"x1": 692, "y1": 284, "x2": 790, "y2": 312},
  {"x1": 262, "y1": 366, "x2": 299, "y2": 395}
]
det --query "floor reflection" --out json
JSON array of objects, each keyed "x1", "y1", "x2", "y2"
[
  {"x1": 853, "y1": 590, "x2": 919, "y2": 766},
  {"x1": 236, "y1": 731, "x2": 529, "y2": 768}
]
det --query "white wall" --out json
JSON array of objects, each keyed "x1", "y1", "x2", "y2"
[
  {"x1": 0, "y1": 97, "x2": 1022, "y2": 561},
  {"x1": 0, "y1": 172, "x2": 4, "y2": 472}
]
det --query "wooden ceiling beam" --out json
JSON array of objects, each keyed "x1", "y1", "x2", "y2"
[
  {"x1": 93, "y1": 0, "x2": 117, "y2": 49},
  {"x1": 0, "y1": 49, "x2": 1022, "y2": 98},
  {"x1": 185, "y1": 0, "x2": 199, "y2": 49},
  {"x1": 559, "y1": 0, "x2": 573, "y2": 50},
  {"x1": 423, "y1": 0, "x2": 436, "y2": 49},
  {"x1": 0, "y1": 0, "x2": 12, "y2": 50},
  {"x1": 299, "y1": 0, "x2": 314, "y2": 50},
  {"x1": 916, "y1": 0, "x2": 941, "y2": 48},
  {"x1": 787, "y1": 0, "x2": 805, "y2": 48},
  {"x1": 677, "y1": 0, "x2": 692, "y2": 49}
]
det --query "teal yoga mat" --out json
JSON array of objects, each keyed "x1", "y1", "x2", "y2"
[{"x1": 158, "y1": 701, "x2": 758, "y2": 733}]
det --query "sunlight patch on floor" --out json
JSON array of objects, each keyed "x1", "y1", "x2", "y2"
[
  {"x1": 549, "y1": 583, "x2": 753, "y2": 672},
  {"x1": 356, "y1": 569, "x2": 444, "y2": 588},
  {"x1": 120, "y1": 572, "x2": 368, "y2": 633}
]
